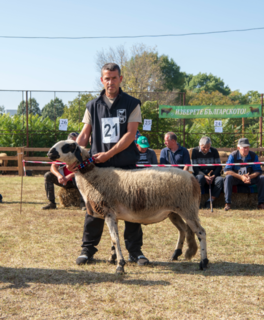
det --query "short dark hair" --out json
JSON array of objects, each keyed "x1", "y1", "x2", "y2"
[
  {"x1": 67, "y1": 132, "x2": 79, "y2": 140},
  {"x1": 165, "y1": 132, "x2": 177, "y2": 141},
  {"x1": 101, "y1": 63, "x2": 121, "y2": 76}
]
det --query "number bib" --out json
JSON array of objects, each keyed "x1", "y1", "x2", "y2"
[
  {"x1": 238, "y1": 167, "x2": 247, "y2": 175},
  {"x1": 101, "y1": 117, "x2": 120, "y2": 144}
]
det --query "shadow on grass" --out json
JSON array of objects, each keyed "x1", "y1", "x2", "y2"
[
  {"x1": 0, "y1": 266, "x2": 170, "y2": 289},
  {"x1": 149, "y1": 261, "x2": 264, "y2": 276}
]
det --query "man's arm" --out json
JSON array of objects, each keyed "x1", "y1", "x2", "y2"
[
  {"x1": 50, "y1": 164, "x2": 68, "y2": 185},
  {"x1": 183, "y1": 148, "x2": 191, "y2": 171},
  {"x1": 94, "y1": 122, "x2": 139, "y2": 163},
  {"x1": 77, "y1": 124, "x2": 92, "y2": 147}
]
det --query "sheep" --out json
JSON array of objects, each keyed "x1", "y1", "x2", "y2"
[
  {"x1": 47, "y1": 140, "x2": 208, "y2": 274},
  {"x1": 249, "y1": 106, "x2": 259, "y2": 114},
  {"x1": 161, "y1": 107, "x2": 172, "y2": 115}
]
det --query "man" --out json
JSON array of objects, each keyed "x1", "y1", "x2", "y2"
[
  {"x1": 74, "y1": 63, "x2": 149, "y2": 266},
  {"x1": 191, "y1": 136, "x2": 223, "y2": 209},
  {"x1": 42, "y1": 132, "x2": 84, "y2": 210},
  {"x1": 160, "y1": 132, "x2": 190, "y2": 170},
  {"x1": 224, "y1": 137, "x2": 264, "y2": 211},
  {"x1": 136, "y1": 136, "x2": 158, "y2": 165}
]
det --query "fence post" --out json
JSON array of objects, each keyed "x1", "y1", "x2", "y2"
[{"x1": 17, "y1": 147, "x2": 24, "y2": 176}]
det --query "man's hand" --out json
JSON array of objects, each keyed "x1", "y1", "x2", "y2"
[
  {"x1": 58, "y1": 176, "x2": 68, "y2": 185},
  {"x1": 241, "y1": 173, "x2": 251, "y2": 184},
  {"x1": 93, "y1": 152, "x2": 110, "y2": 164},
  {"x1": 205, "y1": 175, "x2": 215, "y2": 185}
]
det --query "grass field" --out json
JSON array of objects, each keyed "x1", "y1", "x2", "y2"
[{"x1": 0, "y1": 176, "x2": 263, "y2": 319}]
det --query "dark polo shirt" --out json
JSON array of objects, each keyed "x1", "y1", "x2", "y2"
[{"x1": 160, "y1": 144, "x2": 191, "y2": 169}]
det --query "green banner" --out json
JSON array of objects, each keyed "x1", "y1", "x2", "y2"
[{"x1": 159, "y1": 104, "x2": 262, "y2": 119}]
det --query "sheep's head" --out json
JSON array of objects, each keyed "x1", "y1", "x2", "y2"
[{"x1": 47, "y1": 140, "x2": 83, "y2": 165}]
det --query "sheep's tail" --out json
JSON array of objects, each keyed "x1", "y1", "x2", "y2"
[{"x1": 185, "y1": 224, "x2": 198, "y2": 260}]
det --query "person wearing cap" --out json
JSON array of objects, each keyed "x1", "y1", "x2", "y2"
[
  {"x1": 42, "y1": 132, "x2": 85, "y2": 210},
  {"x1": 224, "y1": 137, "x2": 264, "y2": 211},
  {"x1": 160, "y1": 132, "x2": 190, "y2": 171},
  {"x1": 191, "y1": 136, "x2": 223, "y2": 209},
  {"x1": 136, "y1": 136, "x2": 157, "y2": 165}
]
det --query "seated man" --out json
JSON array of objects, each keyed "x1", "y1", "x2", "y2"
[
  {"x1": 224, "y1": 137, "x2": 264, "y2": 211},
  {"x1": 192, "y1": 136, "x2": 223, "y2": 209},
  {"x1": 136, "y1": 136, "x2": 158, "y2": 165},
  {"x1": 160, "y1": 132, "x2": 190, "y2": 170},
  {"x1": 42, "y1": 132, "x2": 85, "y2": 210}
]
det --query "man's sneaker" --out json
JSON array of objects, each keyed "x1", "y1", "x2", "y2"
[
  {"x1": 224, "y1": 203, "x2": 231, "y2": 211},
  {"x1": 128, "y1": 252, "x2": 149, "y2": 266},
  {"x1": 76, "y1": 252, "x2": 94, "y2": 265},
  {"x1": 257, "y1": 203, "x2": 264, "y2": 210},
  {"x1": 41, "y1": 202, "x2": 56, "y2": 210}
]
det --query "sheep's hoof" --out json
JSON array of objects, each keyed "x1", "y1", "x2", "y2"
[
  {"x1": 115, "y1": 266, "x2": 125, "y2": 274},
  {"x1": 199, "y1": 258, "x2": 209, "y2": 270},
  {"x1": 171, "y1": 249, "x2": 182, "y2": 261}
]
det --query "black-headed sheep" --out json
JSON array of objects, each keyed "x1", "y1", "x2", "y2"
[{"x1": 47, "y1": 140, "x2": 208, "y2": 274}]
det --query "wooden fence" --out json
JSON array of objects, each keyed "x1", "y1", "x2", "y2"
[{"x1": 1, "y1": 147, "x2": 264, "y2": 176}]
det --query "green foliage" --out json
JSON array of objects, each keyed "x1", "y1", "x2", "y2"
[
  {"x1": 42, "y1": 97, "x2": 65, "y2": 121},
  {"x1": 244, "y1": 90, "x2": 261, "y2": 104},
  {"x1": 0, "y1": 114, "x2": 82, "y2": 150},
  {"x1": 185, "y1": 118, "x2": 242, "y2": 149},
  {"x1": 159, "y1": 55, "x2": 185, "y2": 91},
  {"x1": 184, "y1": 72, "x2": 231, "y2": 96},
  {"x1": 62, "y1": 93, "x2": 97, "y2": 123},
  {"x1": 17, "y1": 98, "x2": 41, "y2": 116},
  {"x1": 188, "y1": 90, "x2": 239, "y2": 106},
  {"x1": 138, "y1": 101, "x2": 181, "y2": 148}
]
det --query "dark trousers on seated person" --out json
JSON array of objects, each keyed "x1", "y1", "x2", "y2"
[
  {"x1": 224, "y1": 175, "x2": 264, "y2": 204},
  {"x1": 195, "y1": 174, "x2": 224, "y2": 198},
  {"x1": 44, "y1": 171, "x2": 79, "y2": 203},
  {"x1": 81, "y1": 214, "x2": 143, "y2": 256}
]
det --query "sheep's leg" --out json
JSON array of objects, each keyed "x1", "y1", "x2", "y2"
[
  {"x1": 108, "y1": 220, "x2": 118, "y2": 265},
  {"x1": 108, "y1": 221, "x2": 118, "y2": 264},
  {"x1": 105, "y1": 213, "x2": 125, "y2": 274},
  {"x1": 168, "y1": 213, "x2": 186, "y2": 260},
  {"x1": 186, "y1": 219, "x2": 208, "y2": 270}
]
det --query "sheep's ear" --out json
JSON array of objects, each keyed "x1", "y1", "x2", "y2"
[{"x1": 75, "y1": 146, "x2": 83, "y2": 163}]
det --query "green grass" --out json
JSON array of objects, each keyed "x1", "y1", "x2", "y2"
[{"x1": 0, "y1": 176, "x2": 263, "y2": 319}]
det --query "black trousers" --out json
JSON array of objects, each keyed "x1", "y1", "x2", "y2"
[
  {"x1": 195, "y1": 174, "x2": 224, "y2": 199},
  {"x1": 44, "y1": 171, "x2": 83, "y2": 203},
  {"x1": 80, "y1": 164, "x2": 143, "y2": 256}
]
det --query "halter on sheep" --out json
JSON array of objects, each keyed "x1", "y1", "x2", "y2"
[{"x1": 48, "y1": 140, "x2": 209, "y2": 274}]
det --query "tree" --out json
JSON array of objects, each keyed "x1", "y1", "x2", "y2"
[
  {"x1": 184, "y1": 72, "x2": 231, "y2": 96},
  {"x1": 0, "y1": 105, "x2": 5, "y2": 115},
  {"x1": 42, "y1": 97, "x2": 65, "y2": 121},
  {"x1": 244, "y1": 90, "x2": 261, "y2": 104},
  {"x1": 62, "y1": 93, "x2": 97, "y2": 123},
  {"x1": 228, "y1": 90, "x2": 248, "y2": 105},
  {"x1": 159, "y1": 55, "x2": 185, "y2": 91},
  {"x1": 188, "y1": 90, "x2": 239, "y2": 106},
  {"x1": 17, "y1": 98, "x2": 41, "y2": 116},
  {"x1": 95, "y1": 44, "x2": 184, "y2": 104}
]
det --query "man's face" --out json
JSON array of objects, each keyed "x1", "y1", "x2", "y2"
[
  {"x1": 238, "y1": 146, "x2": 250, "y2": 157},
  {"x1": 101, "y1": 69, "x2": 123, "y2": 97},
  {"x1": 164, "y1": 135, "x2": 176, "y2": 149},
  {"x1": 200, "y1": 144, "x2": 211, "y2": 154},
  {"x1": 137, "y1": 145, "x2": 148, "y2": 153}
]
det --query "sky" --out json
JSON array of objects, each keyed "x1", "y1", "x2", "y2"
[{"x1": 0, "y1": 0, "x2": 264, "y2": 110}]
